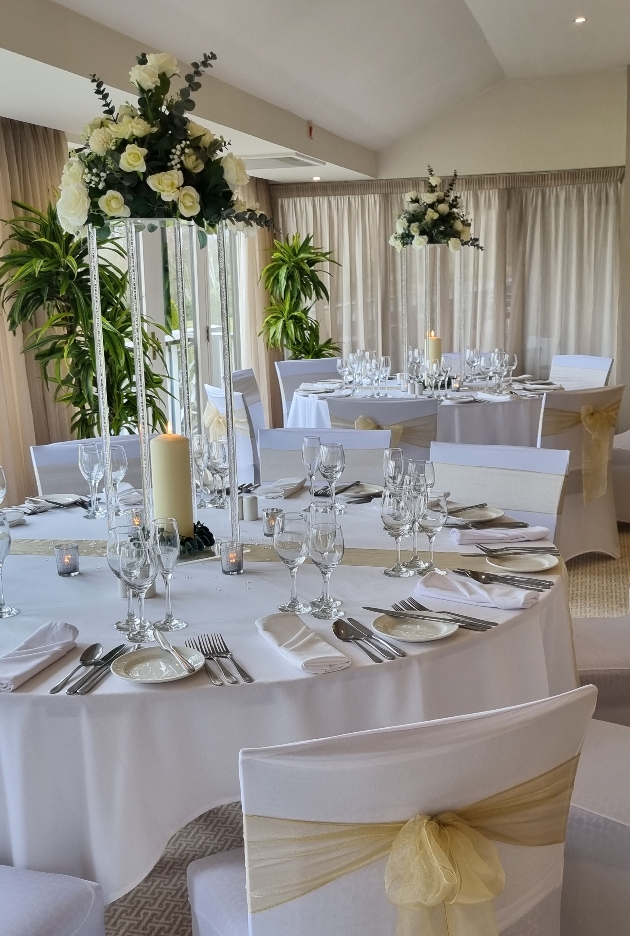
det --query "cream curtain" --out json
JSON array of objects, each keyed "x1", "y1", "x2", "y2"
[{"x1": 0, "y1": 117, "x2": 70, "y2": 505}]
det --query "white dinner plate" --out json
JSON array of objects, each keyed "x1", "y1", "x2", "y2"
[
  {"x1": 453, "y1": 506, "x2": 504, "y2": 522},
  {"x1": 111, "y1": 646, "x2": 204, "y2": 683},
  {"x1": 486, "y1": 554, "x2": 559, "y2": 573},
  {"x1": 372, "y1": 614, "x2": 459, "y2": 643}
]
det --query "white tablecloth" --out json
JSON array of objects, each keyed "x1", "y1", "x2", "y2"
[{"x1": 1, "y1": 500, "x2": 576, "y2": 902}]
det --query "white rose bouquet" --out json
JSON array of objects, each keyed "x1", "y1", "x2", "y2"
[
  {"x1": 389, "y1": 166, "x2": 482, "y2": 253},
  {"x1": 56, "y1": 51, "x2": 273, "y2": 236}
]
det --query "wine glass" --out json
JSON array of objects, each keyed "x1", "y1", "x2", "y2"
[
  {"x1": 465, "y1": 347, "x2": 480, "y2": 383},
  {"x1": 336, "y1": 358, "x2": 350, "y2": 391},
  {"x1": 381, "y1": 489, "x2": 414, "y2": 577},
  {"x1": 110, "y1": 445, "x2": 128, "y2": 516},
  {"x1": 211, "y1": 440, "x2": 229, "y2": 508},
  {"x1": 79, "y1": 443, "x2": 106, "y2": 519},
  {"x1": 273, "y1": 512, "x2": 310, "y2": 613},
  {"x1": 302, "y1": 436, "x2": 321, "y2": 507},
  {"x1": 383, "y1": 447, "x2": 404, "y2": 490},
  {"x1": 418, "y1": 491, "x2": 448, "y2": 573},
  {"x1": 379, "y1": 355, "x2": 391, "y2": 397},
  {"x1": 441, "y1": 355, "x2": 452, "y2": 391},
  {"x1": 319, "y1": 443, "x2": 345, "y2": 513},
  {"x1": 151, "y1": 517, "x2": 187, "y2": 631},
  {"x1": 193, "y1": 433, "x2": 211, "y2": 508},
  {"x1": 107, "y1": 525, "x2": 157, "y2": 643},
  {"x1": 478, "y1": 353, "x2": 494, "y2": 390},
  {"x1": 403, "y1": 464, "x2": 428, "y2": 571},
  {"x1": 0, "y1": 467, "x2": 6, "y2": 506},
  {"x1": 0, "y1": 513, "x2": 19, "y2": 617},
  {"x1": 308, "y1": 521, "x2": 345, "y2": 620},
  {"x1": 306, "y1": 504, "x2": 341, "y2": 612},
  {"x1": 506, "y1": 353, "x2": 518, "y2": 385}
]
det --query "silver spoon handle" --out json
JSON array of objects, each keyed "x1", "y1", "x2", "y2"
[
  {"x1": 49, "y1": 663, "x2": 84, "y2": 694},
  {"x1": 354, "y1": 640, "x2": 384, "y2": 663}
]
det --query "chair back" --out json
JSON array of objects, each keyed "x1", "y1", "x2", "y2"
[
  {"x1": 204, "y1": 384, "x2": 259, "y2": 485},
  {"x1": 30, "y1": 435, "x2": 144, "y2": 496},
  {"x1": 549, "y1": 355, "x2": 613, "y2": 390},
  {"x1": 239, "y1": 686, "x2": 596, "y2": 936},
  {"x1": 233, "y1": 368, "x2": 266, "y2": 442},
  {"x1": 258, "y1": 428, "x2": 391, "y2": 484},
  {"x1": 275, "y1": 359, "x2": 341, "y2": 425},
  {"x1": 430, "y1": 441, "x2": 569, "y2": 538},
  {"x1": 326, "y1": 397, "x2": 437, "y2": 460}
]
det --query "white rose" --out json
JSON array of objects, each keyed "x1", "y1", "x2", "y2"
[
  {"x1": 461, "y1": 226, "x2": 471, "y2": 242},
  {"x1": 452, "y1": 218, "x2": 463, "y2": 232},
  {"x1": 61, "y1": 158, "x2": 84, "y2": 187},
  {"x1": 112, "y1": 116, "x2": 153, "y2": 140},
  {"x1": 89, "y1": 127, "x2": 115, "y2": 155},
  {"x1": 395, "y1": 217, "x2": 408, "y2": 234},
  {"x1": 81, "y1": 116, "x2": 110, "y2": 140},
  {"x1": 429, "y1": 175, "x2": 441, "y2": 187},
  {"x1": 118, "y1": 103, "x2": 138, "y2": 118},
  {"x1": 182, "y1": 150, "x2": 204, "y2": 173},
  {"x1": 119, "y1": 144, "x2": 148, "y2": 173},
  {"x1": 422, "y1": 192, "x2": 437, "y2": 204},
  {"x1": 409, "y1": 222, "x2": 420, "y2": 235},
  {"x1": 129, "y1": 63, "x2": 160, "y2": 91},
  {"x1": 388, "y1": 234, "x2": 403, "y2": 252},
  {"x1": 188, "y1": 121, "x2": 216, "y2": 148},
  {"x1": 425, "y1": 208, "x2": 439, "y2": 222},
  {"x1": 437, "y1": 203, "x2": 449, "y2": 215},
  {"x1": 146, "y1": 53, "x2": 180, "y2": 78},
  {"x1": 448, "y1": 237, "x2": 462, "y2": 252},
  {"x1": 147, "y1": 169, "x2": 183, "y2": 201},
  {"x1": 56, "y1": 182, "x2": 90, "y2": 233},
  {"x1": 98, "y1": 190, "x2": 131, "y2": 218},
  {"x1": 221, "y1": 154, "x2": 249, "y2": 191},
  {"x1": 405, "y1": 190, "x2": 420, "y2": 202},
  {"x1": 412, "y1": 234, "x2": 428, "y2": 250},
  {"x1": 178, "y1": 185, "x2": 201, "y2": 217}
]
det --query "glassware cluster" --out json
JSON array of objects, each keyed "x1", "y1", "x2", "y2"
[{"x1": 337, "y1": 351, "x2": 392, "y2": 397}]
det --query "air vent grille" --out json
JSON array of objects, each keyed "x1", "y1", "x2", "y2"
[{"x1": 242, "y1": 152, "x2": 326, "y2": 171}]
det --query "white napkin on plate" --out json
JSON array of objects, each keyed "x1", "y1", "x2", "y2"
[
  {"x1": 0, "y1": 621, "x2": 79, "y2": 691},
  {"x1": 474, "y1": 391, "x2": 513, "y2": 402},
  {"x1": 450, "y1": 525, "x2": 550, "y2": 545},
  {"x1": 258, "y1": 477, "x2": 306, "y2": 499},
  {"x1": 415, "y1": 571, "x2": 539, "y2": 610},
  {"x1": 256, "y1": 613, "x2": 350, "y2": 673}
]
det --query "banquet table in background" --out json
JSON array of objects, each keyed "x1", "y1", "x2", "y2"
[{"x1": 0, "y1": 494, "x2": 577, "y2": 903}]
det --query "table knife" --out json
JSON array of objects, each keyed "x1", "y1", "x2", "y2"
[
  {"x1": 66, "y1": 644, "x2": 129, "y2": 694},
  {"x1": 347, "y1": 618, "x2": 406, "y2": 657},
  {"x1": 362, "y1": 606, "x2": 492, "y2": 630}
]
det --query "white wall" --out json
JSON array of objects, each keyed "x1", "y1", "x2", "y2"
[{"x1": 378, "y1": 69, "x2": 627, "y2": 178}]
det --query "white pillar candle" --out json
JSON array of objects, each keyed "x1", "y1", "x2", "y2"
[
  {"x1": 425, "y1": 331, "x2": 442, "y2": 363},
  {"x1": 150, "y1": 431, "x2": 194, "y2": 538}
]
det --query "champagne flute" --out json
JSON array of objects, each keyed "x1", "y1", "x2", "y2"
[
  {"x1": 79, "y1": 443, "x2": 106, "y2": 519},
  {"x1": 151, "y1": 517, "x2": 187, "y2": 630},
  {"x1": 308, "y1": 521, "x2": 345, "y2": 620},
  {"x1": 383, "y1": 447, "x2": 404, "y2": 490},
  {"x1": 418, "y1": 491, "x2": 448, "y2": 573},
  {"x1": 381, "y1": 489, "x2": 414, "y2": 577},
  {"x1": 379, "y1": 355, "x2": 391, "y2": 397},
  {"x1": 110, "y1": 445, "x2": 128, "y2": 516},
  {"x1": 403, "y1": 464, "x2": 429, "y2": 571},
  {"x1": 0, "y1": 513, "x2": 19, "y2": 617},
  {"x1": 273, "y1": 512, "x2": 310, "y2": 613},
  {"x1": 302, "y1": 436, "x2": 321, "y2": 507},
  {"x1": 306, "y1": 504, "x2": 341, "y2": 612},
  {"x1": 319, "y1": 443, "x2": 345, "y2": 513}
]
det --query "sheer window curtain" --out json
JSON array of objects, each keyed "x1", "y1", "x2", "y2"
[{"x1": 0, "y1": 118, "x2": 71, "y2": 505}]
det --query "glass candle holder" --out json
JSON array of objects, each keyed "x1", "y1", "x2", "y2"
[
  {"x1": 262, "y1": 507, "x2": 283, "y2": 538},
  {"x1": 55, "y1": 542, "x2": 80, "y2": 577},
  {"x1": 220, "y1": 541, "x2": 244, "y2": 575}
]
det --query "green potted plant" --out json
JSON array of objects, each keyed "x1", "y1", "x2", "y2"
[
  {"x1": 0, "y1": 201, "x2": 168, "y2": 438},
  {"x1": 260, "y1": 233, "x2": 341, "y2": 359}
]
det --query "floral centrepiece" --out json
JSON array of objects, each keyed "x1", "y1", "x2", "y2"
[
  {"x1": 389, "y1": 167, "x2": 482, "y2": 253},
  {"x1": 56, "y1": 51, "x2": 273, "y2": 236}
]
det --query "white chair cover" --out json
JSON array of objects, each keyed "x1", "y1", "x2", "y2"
[
  {"x1": 275, "y1": 359, "x2": 341, "y2": 425},
  {"x1": 0, "y1": 865, "x2": 105, "y2": 936},
  {"x1": 573, "y1": 616, "x2": 630, "y2": 727},
  {"x1": 561, "y1": 719, "x2": 630, "y2": 935},
  {"x1": 539, "y1": 386, "x2": 624, "y2": 560},
  {"x1": 549, "y1": 355, "x2": 613, "y2": 391},
  {"x1": 326, "y1": 397, "x2": 438, "y2": 459},
  {"x1": 430, "y1": 441, "x2": 569, "y2": 540},
  {"x1": 438, "y1": 397, "x2": 544, "y2": 447},
  {"x1": 233, "y1": 369, "x2": 266, "y2": 481},
  {"x1": 611, "y1": 428, "x2": 630, "y2": 522},
  {"x1": 30, "y1": 435, "x2": 145, "y2": 496},
  {"x1": 258, "y1": 428, "x2": 391, "y2": 485},
  {"x1": 188, "y1": 686, "x2": 596, "y2": 936},
  {"x1": 204, "y1": 385, "x2": 258, "y2": 486}
]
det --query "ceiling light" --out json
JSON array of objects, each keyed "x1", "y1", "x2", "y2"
[
  {"x1": 312, "y1": 176, "x2": 321, "y2": 181},
  {"x1": 574, "y1": 16, "x2": 586, "y2": 23}
]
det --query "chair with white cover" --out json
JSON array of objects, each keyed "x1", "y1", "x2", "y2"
[
  {"x1": 0, "y1": 865, "x2": 105, "y2": 936},
  {"x1": 275, "y1": 359, "x2": 340, "y2": 426},
  {"x1": 188, "y1": 685, "x2": 596, "y2": 936},
  {"x1": 561, "y1": 719, "x2": 630, "y2": 935},
  {"x1": 571, "y1": 616, "x2": 630, "y2": 727},
  {"x1": 30, "y1": 435, "x2": 144, "y2": 496},
  {"x1": 258, "y1": 428, "x2": 391, "y2": 486},
  {"x1": 326, "y1": 397, "x2": 438, "y2": 460},
  {"x1": 430, "y1": 441, "x2": 569, "y2": 540},
  {"x1": 549, "y1": 355, "x2": 613, "y2": 391},
  {"x1": 233, "y1": 368, "x2": 266, "y2": 445},
  {"x1": 538, "y1": 385, "x2": 624, "y2": 559},
  {"x1": 204, "y1": 385, "x2": 259, "y2": 485}
]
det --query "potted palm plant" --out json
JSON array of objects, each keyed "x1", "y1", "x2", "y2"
[{"x1": 260, "y1": 233, "x2": 341, "y2": 359}]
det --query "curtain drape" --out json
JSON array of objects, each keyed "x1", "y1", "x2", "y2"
[
  {"x1": 271, "y1": 171, "x2": 621, "y2": 380},
  {"x1": 0, "y1": 117, "x2": 70, "y2": 505}
]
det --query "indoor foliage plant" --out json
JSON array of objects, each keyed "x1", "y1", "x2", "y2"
[
  {"x1": 260, "y1": 233, "x2": 340, "y2": 359},
  {"x1": 0, "y1": 202, "x2": 168, "y2": 438}
]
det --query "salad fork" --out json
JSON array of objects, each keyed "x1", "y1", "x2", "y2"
[
  {"x1": 209, "y1": 634, "x2": 254, "y2": 683},
  {"x1": 198, "y1": 634, "x2": 238, "y2": 684},
  {"x1": 185, "y1": 637, "x2": 223, "y2": 686}
]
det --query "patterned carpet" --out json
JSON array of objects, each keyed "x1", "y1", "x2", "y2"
[{"x1": 566, "y1": 524, "x2": 630, "y2": 617}]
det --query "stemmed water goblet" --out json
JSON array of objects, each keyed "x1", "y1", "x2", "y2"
[
  {"x1": 381, "y1": 489, "x2": 414, "y2": 577},
  {"x1": 107, "y1": 525, "x2": 157, "y2": 643},
  {"x1": 79, "y1": 443, "x2": 106, "y2": 519},
  {"x1": 151, "y1": 517, "x2": 187, "y2": 631},
  {"x1": 308, "y1": 521, "x2": 345, "y2": 619},
  {"x1": 302, "y1": 436, "x2": 321, "y2": 508},
  {"x1": 110, "y1": 445, "x2": 128, "y2": 516},
  {"x1": 417, "y1": 491, "x2": 448, "y2": 573},
  {"x1": 0, "y1": 512, "x2": 19, "y2": 618},
  {"x1": 211, "y1": 440, "x2": 229, "y2": 508},
  {"x1": 193, "y1": 433, "x2": 211, "y2": 508},
  {"x1": 273, "y1": 512, "x2": 310, "y2": 613},
  {"x1": 319, "y1": 442, "x2": 345, "y2": 513},
  {"x1": 336, "y1": 358, "x2": 350, "y2": 391}
]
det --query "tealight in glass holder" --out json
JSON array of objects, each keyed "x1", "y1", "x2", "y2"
[
  {"x1": 220, "y1": 541, "x2": 244, "y2": 575},
  {"x1": 54, "y1": 542, "x2": 80, "y2": 577},
  {"x1": 262, "y1": 507, "x2": 284, "y2": 538}
]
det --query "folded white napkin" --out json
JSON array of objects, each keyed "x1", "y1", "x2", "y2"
[
  {"x1": 0, "y1": 621, "x2": 79, "y2": 691},
  {"x1": 440, "y1": 395, "x2": 475, "y2": 405},
  {"x1": 256, "y1": 613, "x2": 351, "y2": 673},
  {"x1": 474, "y1": 391, "x2": 513, "y2": 402},
  {"x1": 3, "y1": 508, "x2": 26, "y2": 528},
  {"x1": 118, "y1": 488, "x2": 144, "y2": 507},
  {"x1": 415, "y1": 571, "x2": 539, "y2": 610},
  {"x1": 258, "y1": 477, "x2": 306, "y2": 499},
  {"x1": 450, "y1": 525, "x2": 550, "y2": 545},
  {"x1": 298, "y1": 381, "x2": 342, "y2": 393},
  {"x1": 524, "y1": 381, "x2": 563, "y2": 391}
]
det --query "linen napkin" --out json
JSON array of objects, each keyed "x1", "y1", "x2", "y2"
[
  {"x1": 258, "y1": 477, "x2": 306, "y2": 499},
  {"x1": 474, "y1": 391, "x2": 513, "y2": 402},
  {"x1": 4, "y1": 508, "x2": 26, "y2": 528},
  {"x1": 0, "y1": 621, "x2": 79, "y2": 691},
  {"x1": 415, "y1": 571, "x2": 539, "y2": 610},
  {"x1": 256, "y1": 613, "x2": 350, "y2": 673},
  {"x1": 298, "y1": 382, "x2": 341, "y2": 393},
  {"x1": 118, "y1": 487, "x2": 144, "y2": 507},
  {"x1": 450, "y1": 525, "x2": 550, "y2": 545}
]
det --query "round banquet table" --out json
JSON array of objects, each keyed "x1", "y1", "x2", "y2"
[
  {"x1": 287, "y1": 388, "x2": 544, "y2": 447},
  {"x1": 1, "y1": 493, "x2": 577, "y2": 902}
]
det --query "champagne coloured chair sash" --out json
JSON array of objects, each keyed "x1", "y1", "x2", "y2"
[
  {"x1": 244, "y1": 755, "x2": 579, "y2": 936},
  {"x1": 329, "y1": 413, "x2": 437, "y2": 450},
  {"x1": 202, "y1": 399, "x2": 251, "y2": 442}
]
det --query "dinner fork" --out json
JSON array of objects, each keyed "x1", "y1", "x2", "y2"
[
  {"x1": 185, "y1": 638, "x2": 224, "y2": 687},
  {"x1": 209, "y1": 634, "x2": 254, "y2": 683},
  {"x1": 475, "y1": 544, "x2": 560, "y2": 556},
  {"x1": 397, "y1": 599, "x2": 494, "y2": 631},
  {"x1": 389, "y1": 601, "x2": 490, "y2": 632},
  {"x1": 198, "y1": 634, "x2": 238, "y2": 684}
]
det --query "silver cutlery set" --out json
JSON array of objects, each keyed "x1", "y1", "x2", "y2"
[{"x1": 185, "y1": 634, "x2": 254, "y2": 686}]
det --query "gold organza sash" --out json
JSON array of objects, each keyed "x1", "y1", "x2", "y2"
[
  {"x1": 203, "y1": 400, "x2": 250, "y2": 441},
  {"x1": 329, "y1": 413, "x2": 437, "y2": 449},
  {"x1": 541, "y1": 401, "x2": 620, "y2": 501},
  {"x1": 244, "y1": 754, "x2": 579, "y2": 936}
]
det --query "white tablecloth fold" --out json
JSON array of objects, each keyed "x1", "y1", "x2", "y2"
[
  {"x1": 414, "y1": 571, "x2": 539, "y2": 610},
  {"x1": 450, "y1": 525, "x2": 550, "y2": 545},
  {"x1": 0, "y1": 621, "x2": 78, "y2": 691},
  {"x1": 255, "y1": 613, "x2": 351, "y2": 673}
]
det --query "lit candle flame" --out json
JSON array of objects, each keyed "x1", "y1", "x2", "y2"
[{"x1": 166, "y1": 421, "x2": 173, "y2": 435}]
